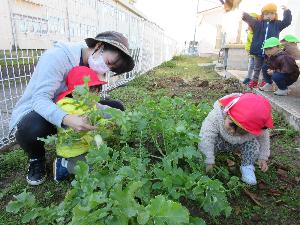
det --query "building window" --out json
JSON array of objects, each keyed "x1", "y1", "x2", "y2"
[
  {"x1": 19, "y1": 20, "x2": 27, "y2": 33},
  {"x1": 28, "y1": 21, "x2": 34, "y2": 33},
  {"x1": 41, "y1": 23, "x2": 48, "y2": 34},
  {"x1": 14, "y1": 14, "x2": 48, "y2": 35},
  {"x1": 48, "y1": 16, "x2": 65, "y2": 35}
]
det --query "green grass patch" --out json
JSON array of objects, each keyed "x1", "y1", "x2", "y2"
[
  {"x1": 0, "y1": 149, "x2": 27, "y2": 180},
  {"x1": 0, "y1": 49, "x2": 42, "y2": 67}
]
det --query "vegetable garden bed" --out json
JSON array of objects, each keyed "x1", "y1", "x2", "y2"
[{"x1": 0, "y1": 56, "x2": 299, "y2": 225}]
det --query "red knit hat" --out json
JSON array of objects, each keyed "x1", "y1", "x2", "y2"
[
  {"x1": 219, "y1": 93, "x2": 274, "y2": 136},
  {"x1": 56, "y1": 66, "x2": 107, "y2": 103}
]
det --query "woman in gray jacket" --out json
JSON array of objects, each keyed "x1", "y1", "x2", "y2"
[
  {"x1": 199, "y1": 93, "x2": 273, "y2": 185},
  {"x1": 9, "y1": 31, "x2": 134, "y2": 185}
]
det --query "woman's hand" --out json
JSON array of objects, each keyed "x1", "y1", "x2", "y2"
[
  {"x1": 206, "y1": 164, "x2": 215, "y2": 173},
  {"x1": 258, "y1": 160, "x2": 268, "y2": 172},
  {"x1": 281, "y1": 5, "x2": 288, "y2": 11},
  {"x1": 62, "y1": 114, "x2": 96, "y2": 132}
]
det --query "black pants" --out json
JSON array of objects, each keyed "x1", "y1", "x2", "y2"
[{"x1": 15, "y1": 99, "x2": 125, "y2": 160}]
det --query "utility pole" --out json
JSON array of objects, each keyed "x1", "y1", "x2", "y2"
[
  {"x1": 193, "y1": 0, "x2": 200, "y2": 43},
  {"x1": 191, "y1": 0, "x2": 200, "y2": 55}
]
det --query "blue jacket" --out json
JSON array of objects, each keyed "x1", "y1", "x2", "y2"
[{"x1": 242, "y1": 10, "x2": 292, "y2": 57}]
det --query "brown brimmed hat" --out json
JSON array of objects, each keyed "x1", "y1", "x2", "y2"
[{"x1": 85, "y1": 31, "x2": 135, "y2": 74}]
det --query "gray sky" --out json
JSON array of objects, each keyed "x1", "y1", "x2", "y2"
[{"x1": 135, "y1": 0, "x2": 221, "y2": 43}]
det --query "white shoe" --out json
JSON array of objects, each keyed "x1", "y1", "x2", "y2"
[
  {"x1": 274, "y1": 89, "x2": 288, "y2": 96},
  {"x1": 259, "y1": 83, "x2": 273, "y2": 92},
  {"x1": 240, "y1": 165, "x2": 257, "y2": 185}
]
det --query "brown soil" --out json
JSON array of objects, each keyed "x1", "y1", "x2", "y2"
[{"x1": 146, "y1": 76, "x2": 245, "y2": 102}]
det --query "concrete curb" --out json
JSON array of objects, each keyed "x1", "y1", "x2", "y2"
[{"x1": 254, "y1": 89, "x2": 300, "y2": 132}]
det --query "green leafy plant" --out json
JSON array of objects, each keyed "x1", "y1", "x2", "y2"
[{"x1": 7, "y1": 80, "x2": 241, "y2": 224}]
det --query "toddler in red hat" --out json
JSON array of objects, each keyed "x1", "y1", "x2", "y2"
[
  {"x1": 199, "y1": 93, "x2": 273, "y2": 185},
  {"x1": 53, "y1": 66, "x2": 123, "y2": 182}
]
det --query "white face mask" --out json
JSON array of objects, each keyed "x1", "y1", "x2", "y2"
[{"x1": 88, "y1": 51, "x2": 110, "y2": 75}]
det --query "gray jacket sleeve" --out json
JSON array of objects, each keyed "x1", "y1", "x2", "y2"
[
  {"x1": 31, "y1": 47, "x2": 70, "y2": 127},
  {"x1": 242, "y1": 12, "x2": 258, "y2": 29},
  {"x1": 198, "y1": 108, "x2": 219, "y2": 164},
  {"x1": 256, "y1": 129, "x2": 270, "y2": 160}
]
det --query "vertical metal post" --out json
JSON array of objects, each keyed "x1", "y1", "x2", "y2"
[
  {"x1": 138, "y1": 18, "x2": 145, "y2": 72},
  {"x1": 65, "y1": 0, "x2": 71, "y2": 41},
  {"x1": 193, "y1": 0, "x2": 200, "y2": 43},
  {"x1": 236, "y1": 20, "x2": 242, "y2": 44}
]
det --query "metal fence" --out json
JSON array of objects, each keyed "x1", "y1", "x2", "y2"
[{"x1": 0, "y1": 0, "x2": 178, "y2": 150}]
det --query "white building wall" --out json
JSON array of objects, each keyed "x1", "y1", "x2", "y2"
[
  {"x1": 281, "y1": 0, "x2": 300, "y2": 38},
  {"x1": 0, "y1": 1, "x2": 14, "y2": 49},
  {"x1": 196, "y1": 8, "x2": 224, "y2": 54}
]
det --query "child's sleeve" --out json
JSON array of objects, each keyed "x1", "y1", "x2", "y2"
[
  {"x1": 256, "y1": 129, "x2": 270, "y2": 160},
  {"x1": 242, "y1": 13, "x2": 257, "y2": 29},
  {"x1": 96, "y1": 103, "x2": 112, "y2": 119},
  {"x1": 279, "y1": 9, "x2": 292, "y2": 31},
  {"x1": 280, "y1": 55, "x2": 298, "y2": 74},
  {"x1": 198, "y1": 109, "x2": 219, "y2": 164}
]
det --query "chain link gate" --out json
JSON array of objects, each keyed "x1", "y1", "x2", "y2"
[{"x1": 0, "y1": 0, "x2": 178, "y2": 150}]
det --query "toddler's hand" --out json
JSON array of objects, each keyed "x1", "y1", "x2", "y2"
[
  {"x1": 267, "y1": 69, "x2": 273, "y2": 75},
  {"x1": 281, "y1": 5, "x2": 288, "y2": 11},
  {"x1": 206, "y1": 164, "x2": 215, "y2": 173},
  {"x1": 258, "y1": 160, "x2": 268, "y2": 172}
]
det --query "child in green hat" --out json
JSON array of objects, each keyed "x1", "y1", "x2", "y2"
[
  {"x1": 242, "y1": 4, "x2": 292, "y2": 89},
  {"x1": 259, "y1": 37, "x2": 299, "y2": 96},
  {"x1": 280, "y1": 34, "x2": 300, "y2": 60}
]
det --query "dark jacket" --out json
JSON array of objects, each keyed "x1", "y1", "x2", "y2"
[
  {"x1": 283, "y1": 43, "x2": 300, "y2": 60},
  {"x1": 242, "y1": 10, "x2": 292, "y2": 57},
  {"x1": 266, "y1": 51, "x2": 299, "y2": 83}
]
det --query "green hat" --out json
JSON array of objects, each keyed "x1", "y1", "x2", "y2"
[
  {"x1": 262, "y1": 37, "x2": 280, "y2": 49},
  {"x1": 282, "y1": 34, "x2": 300, "y2": 43}
]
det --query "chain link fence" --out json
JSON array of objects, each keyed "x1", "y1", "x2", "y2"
[{"x1": 0, "y1": 0, "x2": 178, "y2": 150}]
